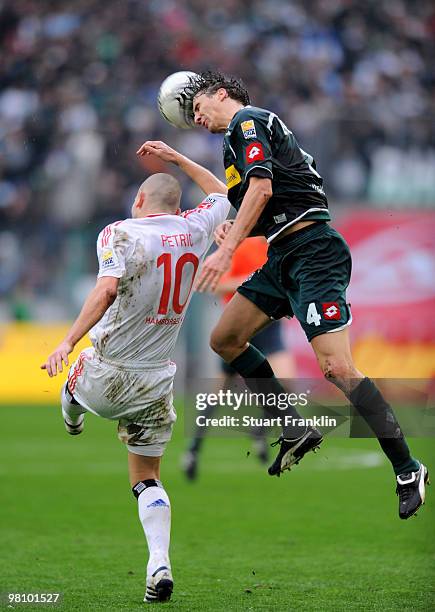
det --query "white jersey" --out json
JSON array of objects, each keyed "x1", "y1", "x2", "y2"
[{"x1": 89, "y1": 193, "x2": 230, "y2": 366}]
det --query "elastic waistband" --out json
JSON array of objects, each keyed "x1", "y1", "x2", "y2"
[
  {"x1": 270, "y1": 221, "x2": 328, "y2": 252},
  {"x1": 96, "y1": 353, "x2": 172, "y2": 371}
]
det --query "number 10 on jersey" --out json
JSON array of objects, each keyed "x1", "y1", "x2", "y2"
[{"x1": 157, "y1": 252, "x2": 200, "y2": 315}]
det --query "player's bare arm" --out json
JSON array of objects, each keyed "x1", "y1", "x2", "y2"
[
  {"x1": 214, "y1": 219, "x2": 234, "y2": 246},
  {"x1": 196, "y1": 176, "x2": 272, "y2": 292},
  {"x1": 137, "y1": 140, "x2": 227, "y2": 196},
  {"x1": 41, "y1": 276, "x2": 119, "y2": 377}
]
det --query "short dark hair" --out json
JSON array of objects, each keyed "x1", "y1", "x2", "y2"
[{"x1": 184, "y1": 70, "x2": 250, "y2": 113}]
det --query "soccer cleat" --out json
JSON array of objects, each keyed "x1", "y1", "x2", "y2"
[
  {"x1": 268, "y1": 427, "x2": 323, "y2": 476},
  {"x1": 145, "y1": 566, "x2": 173, "y2": 603},
  {"x1": 396, "y1": 463, "x2": 430, "y2": 520},
  {"x1": 62, "y1": 408, "x2": 84, "y2": 436},
  {"x1": 181, "y1": 450, "x2": 198, "y2": 481}
]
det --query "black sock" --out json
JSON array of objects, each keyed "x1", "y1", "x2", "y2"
[
  {"x1": 189, "y1": 437, "x2": 203, "y2": 454},
  {"x1": 230, "y1": 345, "x2": 306, "y2": 439},
  {"x1": 349, "y1": 377, "x2": 419, "y2": 475}
]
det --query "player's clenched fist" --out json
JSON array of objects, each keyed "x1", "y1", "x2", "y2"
[{"x1": 41, "y1": 340, "x2": 74, "y2": 377}]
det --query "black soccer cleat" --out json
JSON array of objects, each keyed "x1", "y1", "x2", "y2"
[
  {"x1": 396, "y1": 463, "x2": 430, "y2": 520},
  {"x1": 145, "y1": 566, "x2": 173, "y2": 603},
  {"x1": 268, "y1": 427, "x2": 323, "y2": 476}
]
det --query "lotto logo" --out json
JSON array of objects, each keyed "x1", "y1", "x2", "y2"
[
  {"x1": 322, "y1": 302, "x2": 340, "y2": 320},
  {"x1": 245, "y1": 142, "x2": 265, "y2": 163}
]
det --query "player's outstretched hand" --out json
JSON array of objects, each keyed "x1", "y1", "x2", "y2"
[
  {"x1": 41, "y1": 340, "x2": 74, "y2": 377},
  {"x1": 196, "y1": 248, "x2": 232, "y2": 293},
  {"x1": 136, "y1": 140, "x2": 180, "y2": 164},
  {"x1": 214, "y1": 220, "x2": 234, "y2": 246}
]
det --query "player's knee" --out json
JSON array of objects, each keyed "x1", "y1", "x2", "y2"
[
  {"x1": 210, "y1": 326, "x2": 244, "y2": 357},
  {"x1": 321, "y1": 357, "x2": 356, "y2": 383},
  {"x1": 209, "y1": 328, "x2": 227, "y2": 356}
]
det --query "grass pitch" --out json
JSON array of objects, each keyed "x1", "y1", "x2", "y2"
[{"x1": 0, "y1": 404, "x2": 434, "y2": 611}]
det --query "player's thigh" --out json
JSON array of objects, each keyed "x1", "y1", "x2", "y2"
[
  {"x1": 128, "y1": 451, "x2": 161, "y2": 486},
  {"x1": 211, "y1": 292, "x2": 271, "y2": 352},
  {"x1": 118, "y1": 398, "x2": 176, "y2": 460},
  {"x1": 211, "y1": 262, "x2": 291, "y2": 352}
]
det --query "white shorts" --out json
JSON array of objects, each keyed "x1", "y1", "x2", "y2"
[{"x1": 65, "y1": 347, "x2": 177, "y2": 456}]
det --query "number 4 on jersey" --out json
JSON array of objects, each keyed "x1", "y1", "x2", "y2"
[{"x1": 306, "y1": 302, "x2": 321, "y2": 326}]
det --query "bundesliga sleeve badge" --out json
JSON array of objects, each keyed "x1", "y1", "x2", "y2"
[
  {"x1": 240, "y1": 119, "x2": 257, "y2": 139},
  {"x1": 101, "y1": 248, "x2": 117, "y2": 270}
]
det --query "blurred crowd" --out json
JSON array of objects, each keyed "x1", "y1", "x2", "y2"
[{"x1": 0, "y1": 0, "x2": 434, "y2": 319}]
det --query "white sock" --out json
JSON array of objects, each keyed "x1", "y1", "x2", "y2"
[
  {"x1": 61, "y1": 384, "x2": 85, "y2": 424},
  {"x1": 137, "y1": 484, "x2": 171, "y2": 576}
]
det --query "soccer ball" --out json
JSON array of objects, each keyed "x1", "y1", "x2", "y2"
[{"x1": 157, "y1": 71, "x2": 198, "y2": 129}]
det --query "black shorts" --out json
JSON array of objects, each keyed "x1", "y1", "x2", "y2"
[
  {"x1": 220, "y1": 320, "x2": 285, "y2": 375},
  {"x1": 237, "y1": 222, "x2": 352, "y2": 342}
]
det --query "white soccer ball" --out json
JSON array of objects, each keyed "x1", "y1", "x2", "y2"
[{"x1": 157, "y1": 71, "x2": 198, "y2": 129}]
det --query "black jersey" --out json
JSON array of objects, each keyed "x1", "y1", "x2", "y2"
[{"x1": 223, "y1": 106, "x2": 330, "y2": 242}]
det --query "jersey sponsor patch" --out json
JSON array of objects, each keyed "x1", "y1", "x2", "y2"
[
  {"x1": 101, "y1": 248, "x2": 117, "y2": 270},
  {"x1": 225, "y1": 165, "x2": 242, "y2": 189},
  {"x1": 246, "y1": 142, "x2": 265, "y2": 164},
  {"x1": 322, "y1": 302, "x2": 341, "y2": 320},
  {"x1": 241, "y1": 119, "x2": 257, "y2": 139}
]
